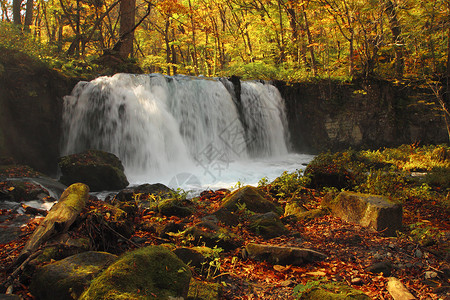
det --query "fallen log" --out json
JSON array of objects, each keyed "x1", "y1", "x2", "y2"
[{"x1": 12, "y1": 183, "x2": 89, "y2": 267}]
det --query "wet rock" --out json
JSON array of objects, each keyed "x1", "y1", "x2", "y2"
[
  {"x1": 244, "y1": 243, "x2": 326, "y2": 266},
  {"x1": 322, "y1": 191, "x2": 402, "y2": 236},
  {"x1": 80, "y1": 246, "x2": 192, "y2": 299},
  {"x1": 30, "y1": 251, "x2": 118, "y2": 300},
  {"x1": 59, "y1": 150, "x2": 128, "y2": 192}
]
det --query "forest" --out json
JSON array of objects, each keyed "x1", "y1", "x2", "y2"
[{"x1": 1, "y1": 0, "x2": 450, "y2": 82}]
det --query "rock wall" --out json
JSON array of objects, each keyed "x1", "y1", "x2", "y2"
[
  {"x1": 275, "y1": 79, "x2": 448, "y2": 153},
  {"x1": 0, "y1": 47, "x2": 76, "y2": 175}
]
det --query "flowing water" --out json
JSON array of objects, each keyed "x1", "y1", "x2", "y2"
[{"x1": 62, "y1": 73, "x2": 314, "y2": 191}]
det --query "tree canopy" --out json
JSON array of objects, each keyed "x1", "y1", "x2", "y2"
[{"x1": 1, "y1": 0, "x2": 450, "y2": 82}]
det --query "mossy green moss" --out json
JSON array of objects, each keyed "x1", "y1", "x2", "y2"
[
  {"x1": 187, "y1": 279, "x2": 221, "y2": 300},
  {"x1": 80, "y1": 246, "x2": 192, "y2": 300},
  {"x1": 59, "y1": 183, "x2": 90, "y2": 212},
  {"x1": 294, "y1": 282, "x2": 370, "y2": 299}
]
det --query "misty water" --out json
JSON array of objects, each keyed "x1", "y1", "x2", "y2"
[{"x1": 62, "y1": 73, "x2": 314, "y2": 192}]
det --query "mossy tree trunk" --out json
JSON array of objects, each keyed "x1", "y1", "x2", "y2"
[{"x1": 14, "y1": 183, "x2": 89, "y2": 266}]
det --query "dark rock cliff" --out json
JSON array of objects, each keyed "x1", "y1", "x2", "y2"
[
  {"x1": 275, "y1": 79, "x2": 448, "y2": 153},
  {"x1": 0, "y1": 49, "x2": 447, "y2": 176},
  {"x1": 0, "y1": 47, "x2": 76, "y2": 175}
]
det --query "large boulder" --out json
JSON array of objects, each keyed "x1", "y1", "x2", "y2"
[
  {"x1": 30, "y1": 251, "x2": 118, "y2": 300},
  {"x1": 59, "y1": 150, "x2": 129, "y2": 192},
  {"x1": 244, "y1": 243, "x2": 326, "y2": 266},
  {"x1": 323, "y1": 191, "x2": 402, "y2": 236},
  {"x1": 80, "y1": 246, "x2": 192, "y2": 300}
]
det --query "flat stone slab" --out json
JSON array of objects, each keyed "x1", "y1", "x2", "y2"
[
  {"x1": 245, "y1": 243, "x2": 327, "y2": 265},
  {"x1": 324, "y1": 191, "x2": 402, "y2": 236}
]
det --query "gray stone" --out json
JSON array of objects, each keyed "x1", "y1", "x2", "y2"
[
  {"x1": 323, "y1": 191, "x2": 402, "y2": 236},
  {"x1": 245, "y1": 243, "x2": 326, "y2": 266}
]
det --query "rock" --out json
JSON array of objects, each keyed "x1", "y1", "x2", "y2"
[
  {"x1": 31, "y1": 235, "x2": 91, "y2": 264},
  {"x1": 213, "y1": 186, "x2": 282, "y2": 226},
  {"x1": 294, "y1": 281, "x2": 370, "y2": 299},
  {"x1": 113, "y1": 183, "x2": 173, "y2": 210},
  {"x1": 414, "y1": 249, "x2": 423, "y2": 258},
  {"x1": 0, "y1": 214, "x2": 33, "y2": 244},
  {"x1": 0, "y1": 295, "x2": 23, "y2": 299},
  {"x1": 80, "y1": 246, "x2": 192, "y2": 300},
  {"x1": 158, "y1": 198, "x2": 193, "y2": 217},
  {"x1": 173, "y1": 247, "x2": 210, "y2": 270},
  {"x1": 365, "y1": 261, "x2": 392, "y2": 277},
  {"x1": 323, "y1": 191, "x2": 402, "y2": 236},
  {"x1": 59, "y1": 150, "x2": 128, "y2": 192},
  {"x1": 248, "y1": 212, "x2": 289, "y2": 239},
  {"x1": 159, "y1": 221, "x2": 186, "y2": 239},
  {"x1": 424, "y1": 271, "x2": 438, "y2": 279},
  {"x1": 30, "y1": 251, "x2": 118, "y2": 300},
  {"x1": 183, "y1": 221, "x2": 243, "y2": 251},
  {"x1": 286, "y1": 207, "x2": 328, "y2": 222},
  {"x1": 245, "y1": 243, "x2": 326, "y2": 265},
  {"x1": 188, "y1": 279, "x2": 221, "y2": 300},
  {"x1": 387, "y1": 277, "x2": 416, "y2": 300}
]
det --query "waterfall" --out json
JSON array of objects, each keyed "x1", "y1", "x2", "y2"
[{"x1": 62, "y1": 73, "x2": 289, "y2": 184}]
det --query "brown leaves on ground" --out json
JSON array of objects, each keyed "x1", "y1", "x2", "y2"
[{"x1": 0, "y1": 187, "x2": 449, "y2": 299}]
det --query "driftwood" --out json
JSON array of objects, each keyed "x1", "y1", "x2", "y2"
[{"x1": 13, "y1": 183, "x2": 89, "y2": 267}]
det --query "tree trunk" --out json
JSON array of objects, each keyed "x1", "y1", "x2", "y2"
[
  {"x1": 13, "y1": 0, "x2": 22, "y2": 25},
  {"x1": 13, "y1": 183, "x2": 89, "y2": 267},
  {"x1": 302, "y1": 5, "x2": 317, "y2": 76},
  {"x1": 118, "y1": 0, "x2": 136, "y2": 59},
  {"x1": 385, "y1": 0, "x2": 404, "y2": 79},
  {"x1": 188, "y1": 0, "x2": 199, "y2": 75},
  {"x1": 23, "y1": 0, "x2": 33, "y2": 31}
]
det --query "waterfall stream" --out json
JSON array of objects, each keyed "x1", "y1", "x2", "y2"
[{"x1": 62, "y1": 73, "x2": 312, "y2": 190}]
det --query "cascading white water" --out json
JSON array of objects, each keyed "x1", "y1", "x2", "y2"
[{"x1": 62, "y1": 73, "x2": 305, "y2": 188}]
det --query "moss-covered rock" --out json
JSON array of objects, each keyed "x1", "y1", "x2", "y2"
[
  {"x1": 245, "y1": 243, "x2": 326, "y2": 266},
  {"x1": 59, "y1": 150, "x2": 128, "y2": 192},
  {"x1": 30, "y1": 251, "x2": 118, "y2": 300},
  {"x1": 322, "y1": 191, "x2": 402, "y2": 236},
  {"x1": 183, "y1": 221, "x2": 243, "y2": 251},
  {"x1": 249, "y1": 212, "x2": 289, "y2": 239},
  {"x1": 294, "y1": 281, "x2": 370, "y2": 299},
  {"x1": 158, "y1": 198, "x2": 193, "y2": 217},
  {"x1": 80, "y1": 246, "x2": 192, "y2": 300},
  {"x1": 213, "y1": 186, "x2": 282, "y2": 226},
  {"x1": 187, "y1": 279, "x2": 221, "y2": 300}
]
